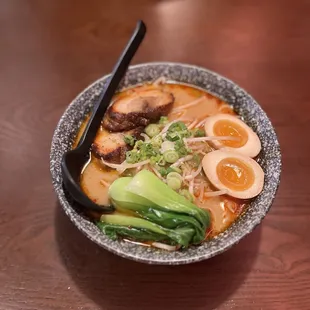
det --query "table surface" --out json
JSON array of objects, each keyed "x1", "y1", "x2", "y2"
[{"x1": 1, "y1": 0, "x2": 310, "y2": 309}]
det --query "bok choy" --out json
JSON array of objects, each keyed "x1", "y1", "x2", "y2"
[
  {"x1": 98, "y1": 214, "x2": 195, "y2": 246},
  {"x1": 97, "y1": 170, "x2": 210, "y2": 247}
]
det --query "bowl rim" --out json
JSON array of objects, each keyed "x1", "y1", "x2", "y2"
[{"x1": 50, "y1": 61, "x2": 282, "y2": 265}]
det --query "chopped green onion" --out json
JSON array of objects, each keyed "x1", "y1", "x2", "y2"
[
  {"x1": 174, "y1": 140, "x2": 189, "y2": 156},
  {"x1": 157, "y1": 157, "x2": 166, "y2": 166},
  {"x1": 134, "y1": 140, "x2": 144, "y2": 149},
  {"x1": 167, "y1": 172, "x2": 183, "y2": 181},
  {"x1": 160, "y1": 140, "x2": 175, "y2": 153},
  {"x1": 126, "y1": 150, "x2": 141, "y2": 164},
  {"x1": 124, "y1": 134, "x2": 135, "y2": 146},
  {"x1": 159, "y1": 116, "x2": 169, "y2": 125},
  {"x1": 158, "y1": 167, "x2": 168, "y2": 177},
  {"x1": 145, "y1": 124, "x2": 161, "y2": 138},
  {"x1": 166, "y1": 132, "x2": 179, "y2": 141},
  {"x1": 150, "y1": 154, "x2": 163, "y2": 165},
  {"x1": 159, "y1": 166, "x2": 182, "y2": 177},
  {"x1": 166, "y1": 121, "x2": 191, "y2": 142},
  {"x1": 163, "y1": 150, "x2": 179, "y2": 164},
  {"x1": 126, "y1": 139, "x2": 161, "y2": 164},
  {"x1": 151, "y1": 135, "x2": 163, "y2": 147},
  {"x1": 167, "y1": 177, "x2": 182, "y2": 191},
  {"x1": 168, "y1": 121, "x2": 188, "y2": 132},
  {"x1": 179, "y1": 189, "x2": 194, "y2": 202},
  {"x1": 191, "y1": 128, "x2": 205, "y2": 137},
  {"x1": 167, "y1": 166, "x2": 182, "y2": 174}
]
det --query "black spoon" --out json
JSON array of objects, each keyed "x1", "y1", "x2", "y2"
[{"x1": 61, "y1": 20, "x2": 146, "y2": 213}]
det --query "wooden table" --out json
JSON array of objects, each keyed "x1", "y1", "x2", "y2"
[{"x1": 1, "y1": 0, "x2": 309, "y2": 309}]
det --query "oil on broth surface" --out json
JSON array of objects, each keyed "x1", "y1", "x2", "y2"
[{"x1": 76, "y1": 83, "x2": 247, "y2": 238}]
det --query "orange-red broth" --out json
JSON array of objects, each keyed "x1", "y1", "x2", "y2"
[{"x1": 74, "y1": 83, "x2": 249, "y2": 239}]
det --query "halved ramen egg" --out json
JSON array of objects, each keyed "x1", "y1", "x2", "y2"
[
  {"x1": 202, "y1": 150, "x2": 264, "y2": 199},
  {"x1": 204, "y1": 114, "x2": 261, "y2": 158}
]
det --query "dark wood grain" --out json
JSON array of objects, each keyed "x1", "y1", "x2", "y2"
[{"x1": 0, "y1": 0, "x2": 309, "y2": 309}]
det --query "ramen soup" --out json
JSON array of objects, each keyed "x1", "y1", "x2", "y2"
[{"x1": 75, "y1": 78, "x2": 264, "y2": 251}]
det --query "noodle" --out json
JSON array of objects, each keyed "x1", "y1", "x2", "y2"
[
  {"x1": 101, "y1": 158, "x2": 150, "y2": 171},
  {"x1": 171, "y1": 96, "x2": 205, "y2": 113},
  {"x1": 153, "y1": 76, "x2": 167, "y2": 86},
  {"x1": 188, "y1": 119, "x2": 199, "y2": 129},
  {"x1": 171, "y1": 155, "x2": 193, "y2": 167},
  {"x1": 185, "y1": 136, "x2": 240, "y2": 143},
  {"x1": 140, "y1": 133, "x2": 150, "y2": 141},
  {"x1": 160, "y1": 120, "x2": 180, "y2": 135},
  {"x1": 100, "y1": 179, "x2": 111, "y2": 187},
  {"x1": 195, "y1": 117, "x2": 209, "y2": 128},
  {"x1": 152, "y1": 242, "x2": 178, "y2": 251},
  {"x1": 149, "y1": 165, "x2": 165, "y2": 181},
  {"x1": 189, "y1": 179, "x2": 194, "y2": 195},
  {"x1": 184, "y1": 163, "x2": 203, "y2": 180},
  {"x1": 204, "y1": 189, "x2": 228, "y2": 197},
  {"x1": 199, "y1": 184, "x2": 205, "y2": 202}
]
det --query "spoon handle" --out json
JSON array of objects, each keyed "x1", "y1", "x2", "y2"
[{"x1": 78, "y1": 20, "x2": 146, "y2": 151}]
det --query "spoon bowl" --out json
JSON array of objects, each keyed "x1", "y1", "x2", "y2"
[{"x1": 60, "y1": 20, "x2": 146, "y2": 213}]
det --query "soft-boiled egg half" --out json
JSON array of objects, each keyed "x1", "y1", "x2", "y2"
[
  {"x1": 204, "y1": 114, "x2": 261, "y2": 158},
  {"x1": 202, "y1": 150, "x2": 264, "y2": 199}
]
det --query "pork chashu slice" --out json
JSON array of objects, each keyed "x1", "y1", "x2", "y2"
[
  {"x1": 92, "y1": 127, "x2": 143, "y2": 164},
  {"x1": 103, "y1": 89, "x2": 174, "y2": 132}
]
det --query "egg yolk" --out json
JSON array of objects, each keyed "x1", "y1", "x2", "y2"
[
  {"x1": 216, "y1": 158, "x2": 255, "y2": 191},
  {"x1": 213, "y1": 120, "x2": 248, "y2": 147}
]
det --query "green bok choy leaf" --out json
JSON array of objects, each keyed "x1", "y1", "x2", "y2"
[
  {"x1": 97, "y1": 170, "x2": 210, "y2": 247},
  {"x1": 98, "y1": 214, "x2": 195, "y2": 246}
]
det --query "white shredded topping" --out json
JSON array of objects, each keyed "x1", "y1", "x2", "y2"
[
  {"x1": 153, "y1": 76, "x2": 166, "y2": 86},
  {"x1": 171, "y1": 97, "x2": 205, "y2": 113},
  {"x1": 101, "y1": 158, "x2": 150, "y2": 171},
  {"x1": 198, "y1": 150, "x2": 208, "y2": 156},
  {"x1": 182, "y1": 164, "x2": 190, "y2": 177},
  {"x1": 225, "y1": 200, "x2": 236, "y2": 214},
  {"x1": 124, "y1": 239, "x2": 151, "y2": 247},
  {"x1": 189, "y1": 179, "x2": 194, "y2": 195},
  {"x1": 204, "y1": 189, "x2": 228, "y2": 197},
  {"x1": 152, "y1": 242, "x2": 178, "y2": 251},
  {"x1": 149, "y1": 165, "x2": 165, "y2": 181},
  {"x1": 140, "y1": 133, "x2": 150, "y2": 142},
  {"x1": 195, "y1": 116, "x2": 210, "y2": 128},
  {"x1": 183, "y1": 137, "x2": 189, "y2": 150},
  {"x1": 199, "y1": 183, "x2": 205, "y2": 202},
  {"x1": 170, "y1": 109, "x2": 185, "y2": 116},
  {"x1": 175, "y1": 117, "x2": 192, "y2": 123},
  {"x1": 190, "y1": 145, "x2": 206, "y2": 151},
  {"x1": 171, "y1": 155, "x2": 193, "y2": 167},
  {"x1": 188, "y1": 118, "x2": 199, "y2": 129},
  {"x1": 219, "y1": 104, "x2": 234, "y2": 112},
  {"x1": 185, "y1": 136, "x2": 240, "y2": 143},
  {"x1": 184, "y1": 163, "x2": 203, "y2": 180},
  {"x1": 100, "y1": 179, "x2": 110, "y2": 187},
  {"x1": 160, "y1": 120, "x2": 180, "y2": 135}
]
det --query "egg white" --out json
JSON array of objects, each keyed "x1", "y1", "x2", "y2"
[
  {"x1": 204, "y1": 114, "x2": 261, "y2": 158},
  {"x1": 202, "y1": 150, "x2": 264, "y2": 199}
]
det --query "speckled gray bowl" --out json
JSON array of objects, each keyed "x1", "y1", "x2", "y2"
[{"x1": 50, "y1": 62, "x2": 281, "y2": 265}]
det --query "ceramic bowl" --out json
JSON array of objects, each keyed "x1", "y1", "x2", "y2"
[{"x1": 50, "y1": 62, "x2": 281, "y2": 265}]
